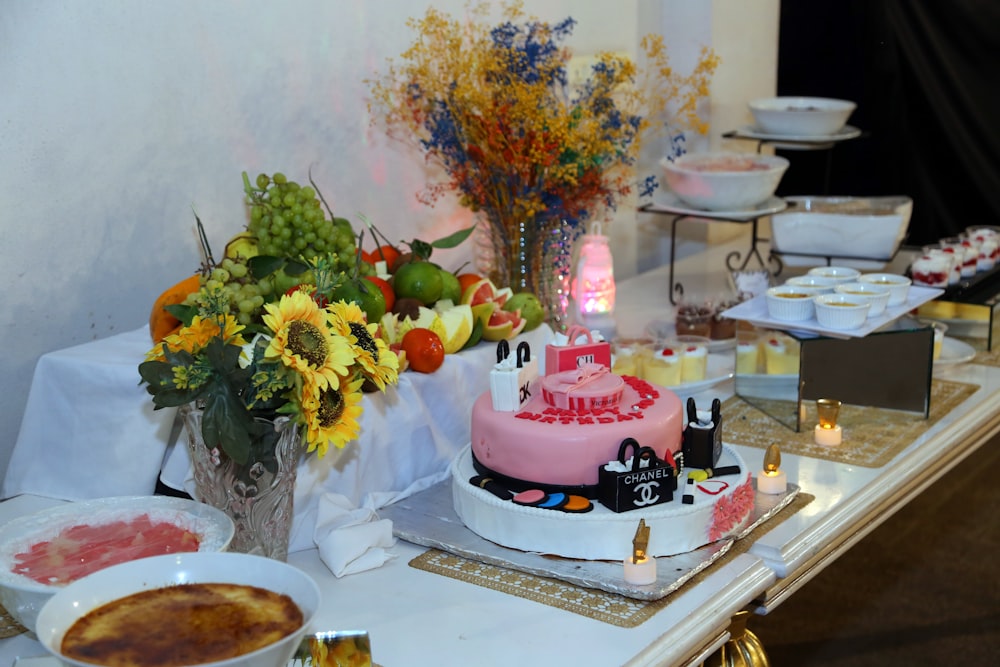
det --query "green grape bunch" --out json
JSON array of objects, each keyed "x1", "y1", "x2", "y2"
[
  {"x1": 180, "y1": 255, "x2": 266, "y2": 327},
  {"x1": 244, "y1": 172, "x2": 357, "y2": 273}
]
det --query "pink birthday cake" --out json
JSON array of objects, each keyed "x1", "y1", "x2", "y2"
[{"x1": 451, "y1": 336, "x2": 755, "y2": 561}]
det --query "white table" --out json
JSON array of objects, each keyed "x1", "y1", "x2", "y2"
[
  {"x1": 5, "y1": 253, "x2": 1000, "y2": 665},
  {"x1": 1, "y1": 325, "x2": 554, "y2": 553},
  {"x1": 0, "y1": 493, "x2": 775, "y2": 667}
]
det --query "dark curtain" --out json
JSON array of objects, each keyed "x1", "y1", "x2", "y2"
[{"x1": 774, "y1": 0, "x2": 1000, "y2": 247}]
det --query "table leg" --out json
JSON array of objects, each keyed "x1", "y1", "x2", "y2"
[{"x1": 703, "y1": 610, "x2": 771, "y2": 667}]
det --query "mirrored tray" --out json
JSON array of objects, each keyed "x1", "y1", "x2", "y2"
[{"x1": 381, "y1": 476, "x2": 799, "y2": 600}]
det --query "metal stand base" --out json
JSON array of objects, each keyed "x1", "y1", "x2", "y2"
[{"x1": 666, "y1": 213, "x2": 783, "y2": 305}]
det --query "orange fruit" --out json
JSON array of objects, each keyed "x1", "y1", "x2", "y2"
[
  {"x1": 457, "y1": 272, "x2": 484, "y2": 295},
  {"x1": 149, "y1": 274, "x2": 201, "y2": 343},
  {"x1": 400, "y1": 328, "x2": 445, "y2": 373},
  {"x1": 365, "y1": 275, "x2": 395, "y2": 313},
  {"x1": 373, "y1": 245, "x2": 401, "y2": 271},
  {"x1": 361, "y1": 249, "x2": 375, "y2": 265}
]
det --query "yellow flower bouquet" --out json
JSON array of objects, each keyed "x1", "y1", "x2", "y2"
[{"x1": 139, "y1": 172, "x2": 401, "y2": 559}]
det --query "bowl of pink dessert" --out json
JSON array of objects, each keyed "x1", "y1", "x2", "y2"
[
  {"x1": 0, "y1": 496, "x2": 234, "y2": 632},
  {"x1": 660, "y1": 152, "x2": 789, "y2": 211}
]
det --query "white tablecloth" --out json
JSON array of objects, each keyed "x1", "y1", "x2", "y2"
[{"x1": 2, "y1": 324, "x2": 554, "y2": 553}]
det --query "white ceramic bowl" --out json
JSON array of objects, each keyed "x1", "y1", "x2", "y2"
[
  {"x1": 835, "y1": 282, "x2": 892, "y2": 317},
  {"x1": 748, "y1": 96, "x2": 856, "y2": 136},
  {"x1": 660, "y1": 152, "x2": 789, "y2": 211},
  {"x1": 859, "y1": 273, "x2": 912, "y2": 306},
  {"x1": 36, "y1": 552, "x2": 320, "y2": 667},
  {"x1": 785, "y1": 275, "x2": 838, "y2": 294},
  {"x1": 0, "y1": 496, "x2": 234, "y2": 631},
  {"x1": 765, "y1": 285, "x2": 819, "y2": 321},
  {"x1": 807, "y1": 266, "x2": 862, "y2": 284},
  {"x1": 814, "y1": 294, "x2": 871, "y2": 330}
]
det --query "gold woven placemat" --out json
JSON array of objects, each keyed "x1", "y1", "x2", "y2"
[
  {"x1": 409, "y1": 492, "x2": 813, "y2": 628},
  {"x1": 972, "y1": 347, "x2": 1000, "y2": 367},
  {"x1": 1, "y1": 603, "x2": 26, "y2": 639},
  {"x1": 724, "y1": 379, "x2": 979, "y2": 468}
]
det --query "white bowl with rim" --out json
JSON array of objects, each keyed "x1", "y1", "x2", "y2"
[
  {"x1": 765, "y1": 285, "x2": 820, "y2": 322},
  {"x1": 0, "y1": 496, "x2": 234, "y2": 632},
  {"x1": 748, "y1": 97, "x2": 856, "y2": 136},
  {"x1": 807, "y1": 266, "x2": 862, "y2": 284},
  {"x1": 835, "y1": 282, "x2": 892, "y2": 317},
  {"x1": 785, "y1": 275, "x2": 838, "y2": 294},
  {"x1": 36, "y1": 552, "x2": 320, "y2": 667},
  {"x1": 814, "y1": 294, "x2": 871, "y2": 330},
  {"x1": 660, "y1": 152, "x2": 789, "y2": 211},
  {"x1": 858, "y1": 273, "x2": 912, "y2": 306}
]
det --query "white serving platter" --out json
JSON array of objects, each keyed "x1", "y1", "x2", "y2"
[
  {"x1": 647, "y1": 191, "x2": 788, "y2": 221},
  {"x1": 719, "y1": 285, "x2": 944, "y2": 339},
  {"x1": 735, "y1": 124, "x2": 862, "y2": 143},
  {"x1": 935, "y1": 336, "x2": 977, "y2": 367}
]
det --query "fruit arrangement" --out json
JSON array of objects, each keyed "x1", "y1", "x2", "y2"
[{"x1": 149, "y1": 170, "x2": 545, "y2": 376}]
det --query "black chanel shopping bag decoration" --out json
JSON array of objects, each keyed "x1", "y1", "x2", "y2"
[
  {"x1": 598, "y1": 438, "x2": 677, "y2": 513},
  {"x1": 681, "y1": 397, "x2": 722, "y2": 470}
]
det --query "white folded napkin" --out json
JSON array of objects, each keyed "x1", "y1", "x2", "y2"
[{"x1": 314, "y1": 493, "x2": 396, "y2": 577}]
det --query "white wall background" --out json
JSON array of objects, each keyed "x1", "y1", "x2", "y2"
[{"x1": 0, "y1": 0, "x2": 777, "y2": 485}]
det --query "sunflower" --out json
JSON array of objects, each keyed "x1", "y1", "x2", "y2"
[
  {"x1": 327, "y1": 300, "x2": 400, "y2": 391},
  {"x1": 301, "y1": 375, "x2": 365, "y2": 456},
  {"x1": 262, "y1": 291, "x2": 354, "y2": 391},
  {"x1": 145, "y1": 314, "x2": 246, "y2": 361}
]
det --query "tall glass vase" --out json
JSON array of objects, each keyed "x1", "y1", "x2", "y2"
[
  {"x1": 474, "y1": 210, "x2": 582, "y2": 333},
  {"x1": 179, "y1": 404, "x2": 303, "y2": 562}
]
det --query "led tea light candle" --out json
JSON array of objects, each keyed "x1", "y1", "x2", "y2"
[
  {"x1": 757, "y1": 444, "x2": 787, "y2": 495},
  {"x1": 623, "y1": 519, "x2": 657, "y2": 585},
  {"x1": 814, "y1": 398, "x2": 843, "y2": 446}
]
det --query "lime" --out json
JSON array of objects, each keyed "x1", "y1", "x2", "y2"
[
  {"x1": 503, "y1": 292, "x2": 545, "y2": 331},
  {"x1": 330, "y1": 278, "x2": 387, "y2": 324},
  {"x1": 393, "y1": 261, "x2": 444, "y2": 306},
  {"x1": 438, "y1": 269, "x2": 462, "y2": 304}
]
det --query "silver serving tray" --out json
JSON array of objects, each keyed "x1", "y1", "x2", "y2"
[{"x1": 381, "y1": 477, "x2": 799, "y2": 600}]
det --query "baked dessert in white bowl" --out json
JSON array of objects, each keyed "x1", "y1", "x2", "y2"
[
  {"x1": 814, "y1": 294, "x2": 871, "y2": 330},
  {"x1": 858, "y1": 273, "x2": 911, "y2": 306},
  {"x1": 806, "y1": 265, "x2": 862, "y2": 284},
  {"x1": 834, "y1": 282, "x2": 892, "y2": 317},
  {"x1": 765, "y1": 285, "x2": 821, "y2": 321},
  {"x1": 785, "y1": 275, "x2": 838, "y2": 294},
  {"x1": 35, "y1": 552, "x2": 320, "y2": 667}
]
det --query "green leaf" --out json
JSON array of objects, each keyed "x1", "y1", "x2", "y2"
[
  {"x1": 283, "y1": 258, "x2": 311, "y2": 276},
  {"x1": 461, "y1": 317, "x2": 485, "y2": 350},
  {"x1": 163, "y1": 303, "x2": 198, "y2": 326},
  {"x1": 248, "y1": 255, "x2": 285, "y2": 279},
  {"x1": 410, "y1": 239, "x2": 433, "y2": 260},
  {"x1": 430, "y1": 224, "x2": 476, "y2": 249},
  {"x1": 202, "y1": 383, "x2": 254, "y2": 465}
]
